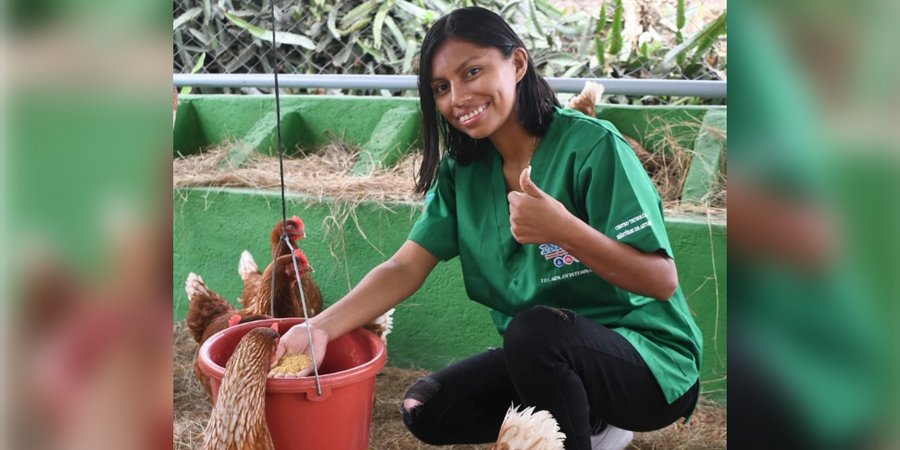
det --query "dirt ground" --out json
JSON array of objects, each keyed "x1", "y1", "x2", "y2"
[{"x1": 174, "y1": 322, "x2": 725, "y2": 449}]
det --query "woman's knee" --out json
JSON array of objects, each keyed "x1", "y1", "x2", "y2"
[{"x1": 401, "y1": 377, "x2": 444, "y2": 444}]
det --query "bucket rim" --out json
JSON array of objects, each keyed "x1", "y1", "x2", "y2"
[{"x1": 197, "y1": 317, "x2": 387, "y2": 393}]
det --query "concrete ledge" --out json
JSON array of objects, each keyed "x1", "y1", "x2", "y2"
[{"x1": 683, "y1": 109, "x2": 727, "y2": 205}]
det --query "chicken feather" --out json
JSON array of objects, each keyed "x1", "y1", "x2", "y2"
[
  {"x1": 200, "y1": 326, "x2": 279, "y2": 450},
  {"x1": 492, "y1": 404, "x2": 566, "y2": 450}
]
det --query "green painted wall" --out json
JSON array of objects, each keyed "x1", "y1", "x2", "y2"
[
  {"x1": 173, "y1": 188, "x2": 726, "y2": 397},
  {"x1": 174, "y1": 95, "x2": 725, "y2": 169},
  {"x1": 173, "y1": 188, "x2": 502, "y2": 370},
  {"x1": 173, "y1": 95, "x2": 727, "y2": 399}
]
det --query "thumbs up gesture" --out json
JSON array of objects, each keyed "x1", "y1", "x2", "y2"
[{"x1": 507, "y1": 166, "x2": 573, "y2": 244}]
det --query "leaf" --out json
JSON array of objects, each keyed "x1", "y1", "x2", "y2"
[
  {"x1": 534, "y1": 0, "x2": 562, "y2": 20},
  {"x1": 190, "y1": 52, "x2": 206, "y2": 74},
  {"x1": 383, "y1": 43, "x2": 399, "y2": 63},
  {"x1": 373, "y1": 0, "x2": 395, "y2": 50},
  {"x1": 315, "y1": 34, "x2": 333, "y2": 52},
  {"x1": 609, "y1": 0, "x2": 624, "y2": 56},
  {"x1": 544, "y1": 52, "x2": 577, "y2": 67},
  {"x1": 556, "y1": 22, "x2": 586, "y2": 36},
  {"x1": 174, "y1": 7, "x2": 202, "y2": 31},
  {"x1": 224, "y1": 12, "x2": 316, "y2": 49},
  {"x1": 202, "y1": 0, "x2": 211, "y2": 26},
  {"x1": 178, "y1": 52, "x2": 205, "y2": 95},
  {"x1": 339, "y1": 0, "x2": 378, "y2": 30},
  {"x1": 225, "y1": 46, "x2": 255, "y2": 72},
  {"x1": 334, "y1": 33, "x2": 358, "y2": 67},
  {"x1": 596, "y1": 2, "x2": 606, "y2": 33},
  {"x1": 594, "y1": 36, "x2": 605, "y2": 66},
  {"x1": 402, "y1": 37, "x2": 417, "y2": 74},
  {"x1": 500, "y1": 0, "x2": 522, "y2": 19},
  {"x1": 689, "y1": 12, "x2": 726, "y2": 62},
  {"x1": 658, "y1": 11, "x2": 726, "y2": 75},
  {"x1": 383, "y1": 16, "x2": 407, "y2": 52},
  {"x1": 423, "y1": 0, "x2": 451, "y2": 14},
  {"x1": 528, "y1": 0, "x2": 544, "y2": 36},
  {"x1": 395, "y1": 0, "x2": 433, "y2": 22},
  {"x1": 357, "y1": 39, "x2": 384, "y2": 63},
  {"x1": 676, "y1": 0, "x2": 686, "y2": 31},
  {"x1": 561, "y1": 61, "x2": 587, "y2": 78},
  {"x1": 187, "y1": 27, "x2": 210, "y2": 47},
  {"x1": 340, "y1": 18, "x2": 372, "y2": 36},
  {"x1": 327, "y1": 6, "x2": 341, "y2": 40}
]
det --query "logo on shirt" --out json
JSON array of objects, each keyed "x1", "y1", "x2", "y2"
[
  {"x1": 614, "y1": 212, "x2": 651, "y2": 240},
  {"x1": 539, "y1": 244, "x2": 580, "y2": 268}
]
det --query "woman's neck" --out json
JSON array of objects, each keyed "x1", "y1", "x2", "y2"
[{"x1": 489, "y1": 121, "x2": 535, "y2": 167}]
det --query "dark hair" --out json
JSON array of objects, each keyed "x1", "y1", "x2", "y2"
[{"x1": 414, "y1": 6, "x2": 559, "y2": 194}]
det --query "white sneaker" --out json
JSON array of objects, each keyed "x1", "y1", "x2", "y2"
[{"x1": 590, "y1": 424, "x2": 633, "y2": 450}]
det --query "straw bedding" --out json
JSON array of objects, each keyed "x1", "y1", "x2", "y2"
[
  {"x1": 174, "y1": 142, "x2": 423, "y2": 205},
  {"x1": 173, "y1": 322, "x2": 725, "y2": 449},
  {"x1": 173, "y1": 124, "x2": 726, "y2": 217},
  {"x1": 173, "y1": 128, "x2": 726, "y2": 449}
]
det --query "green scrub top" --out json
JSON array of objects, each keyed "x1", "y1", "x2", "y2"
[{"x1": 409, "y1": 108, "x2": 702, "y2": 405}]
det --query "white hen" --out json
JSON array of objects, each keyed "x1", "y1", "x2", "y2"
[
  {"x1": 492, "y1": 404, "x2": 567, "y2": 450},
  {"x1": 364, "y1": 308, "x2": 395, "y2": 343},
  {"x1": 566, "y1": 81, "x2": 605, "y2": 117}
]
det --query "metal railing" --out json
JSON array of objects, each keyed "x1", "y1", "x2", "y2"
[{"x1": 174, "y1": 74, "x2": 727, "y2": 98}]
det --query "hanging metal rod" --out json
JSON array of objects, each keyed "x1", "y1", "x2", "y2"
[{"x1": 173, "y1": 74, "x2": 726, "y2": 98}]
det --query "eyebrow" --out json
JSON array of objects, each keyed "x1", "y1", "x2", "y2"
[{"x1": 431, "y1": 54, "x2": 483, "y2": 84}]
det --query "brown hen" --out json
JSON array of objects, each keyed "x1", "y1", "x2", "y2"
[
  {"x1": 186, "y1": 250, "x2": 306, "y2": 345},
  {"x1": 239, "y1": 216, "x2": 306, "y2": 309},
  {"x1": 200, "y1": 325, "x2": 279, "y2": 450},
  {"x1": 187, "y1": 249, "x2": 311, "y2": 397}
]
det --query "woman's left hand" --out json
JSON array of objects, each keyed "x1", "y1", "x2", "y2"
[{"x1": 507, "y1": 166, "x2": 575, "y2": 244}]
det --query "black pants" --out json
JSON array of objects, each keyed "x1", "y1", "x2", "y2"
[{"x1": 402, "y1": 306, "x2": 699, "y2": 450}]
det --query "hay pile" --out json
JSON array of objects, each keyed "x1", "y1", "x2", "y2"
[
  {"x1": 174, "y1": 142, "x2": 424, "y2": 205},
  {"x1": 173, "y1": 126, "x2": 726, "y2": 217},
  {"x1": 173, "y1": 322, "x2": 725, "y2": 449},
  {"x1": 639, "y1": 117, "x2": 727, "y2": 216}
]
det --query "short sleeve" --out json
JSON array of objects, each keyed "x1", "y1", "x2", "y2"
[
  {"x1": 407, "y1": 157, "x2": 459, "y2": 261},
  {"x1": 580, "y1": 133, "x2": 673, "y2": 257}
]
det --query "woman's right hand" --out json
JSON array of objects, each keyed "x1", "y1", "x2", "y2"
[{"x1": 271, "y1": 323, "x2": 329, "y2": 378}]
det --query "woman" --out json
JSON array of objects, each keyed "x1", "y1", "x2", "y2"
[{"x1": 275, "y1": 7, "x2": 702, "y2": 450}]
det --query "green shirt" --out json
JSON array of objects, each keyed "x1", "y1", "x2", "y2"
[{"x1": 409, "y1": 108, "x2": 702, "y2": 404}]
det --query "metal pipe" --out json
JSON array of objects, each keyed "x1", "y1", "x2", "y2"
[{"x1": 173, "y1": 74, "x2": 726, "y2": 98}]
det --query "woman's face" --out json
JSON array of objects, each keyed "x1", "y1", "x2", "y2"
[{"x1": 429, "y1": 38, "x2": 528, "y2": 140}]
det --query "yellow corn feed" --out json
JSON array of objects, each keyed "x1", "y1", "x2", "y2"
[{"x1": 270, "y1": 353, "x2": 313, "y2": 376}]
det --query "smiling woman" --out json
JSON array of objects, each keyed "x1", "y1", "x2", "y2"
[
  {"x1": 273, "y1": 7, "x2": 703, "y2": 450},
  {"x1": 415, "y1": 11, "x2": 558, "y2": 191},
  {"x1": 429, "y1": 41, "x2": 522, "y2": 138}
]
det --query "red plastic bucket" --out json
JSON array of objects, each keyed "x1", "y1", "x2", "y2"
[{"x1": 198, "y1": 318, "x2": 387, "y2": 450}]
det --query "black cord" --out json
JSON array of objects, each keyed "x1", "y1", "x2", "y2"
[
  {"x1": 267, "y1": 0, "x2": 322, "y2": 395},
  {"x1": 270, "y1": 0, "x2": 286, "y2": 318}
]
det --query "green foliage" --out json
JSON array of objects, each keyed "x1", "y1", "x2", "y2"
[
  {"x1": 586, "y1": 0, "x2": 725, "y2": 86},
  {"x1": 172, "y1": 0, "x2": 726, "y2": 102},
  {"x1": 658, "y1": 11, "x2": 727, "y2": 78}
]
